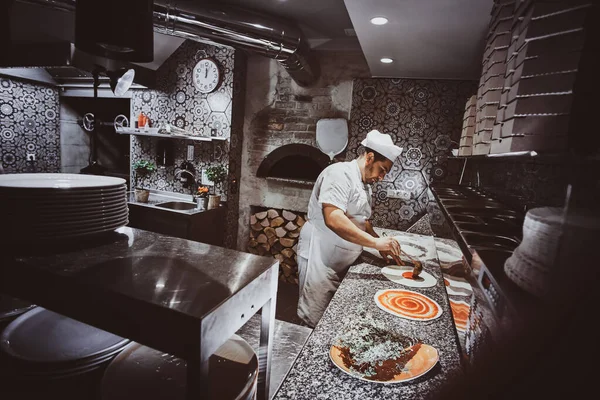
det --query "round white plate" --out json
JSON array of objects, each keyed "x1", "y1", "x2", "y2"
[
  {"x1": 28, "y1": 217, "x2": 129, "y2": 240},
  {"x1": 329, "y1": 342, "x2": 439, "y2": 384},
  {"x1": 442, "y1": 274, "x2": 473, "y2": 297},
  {"x1": 374, "y1": 289, "x2": 443, "y2": 321},
  {"x1": 381, "y1": 265, "x2": 436, "y2": 288},
  {"x1": 13, "y1": 197, "x2": 126, "y2": 213},
  {"x1": 31, "y1": 204, "x2": 128, "y2": 222},
  {"x1": 0, "y1": 173, "x2": 125, "y2": 189}
]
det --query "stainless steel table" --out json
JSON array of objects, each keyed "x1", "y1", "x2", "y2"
[{"x1": 0, "y1": 227, "x2": 279, "y2": 400}]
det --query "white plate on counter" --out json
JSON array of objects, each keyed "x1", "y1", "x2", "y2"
[
  {"x1": 381, "y1": 265, "x2": 436, "y2": 288},
  {"x1": 329, "y1": 342, "x2": 439, "y2": 383},
  {"x1": 374, "y1": 289, "x2": 443, "y2": 321}
]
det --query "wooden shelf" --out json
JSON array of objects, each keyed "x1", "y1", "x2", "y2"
[{"x1": 116, "y1": 127, "x2": 227, "y2": 142}]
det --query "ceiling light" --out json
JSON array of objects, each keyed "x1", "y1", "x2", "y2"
[
  {"x1": 108, "y1": 68, "x2": 136, "y2": 96},
  {"x1": 380, "y1": 58, "x2": 394, "y2": 64},
  {"x1": 370, "y1": 17, "x2": 389, "y2": 25}
]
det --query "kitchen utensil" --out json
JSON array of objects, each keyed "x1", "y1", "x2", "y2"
[{"x1": 316, "y1": 118, "x2": 348, "y2": 161}]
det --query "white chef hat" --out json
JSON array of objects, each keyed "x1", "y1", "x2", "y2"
[{"x1": 361, "y1": 130, "x2": 403, "y2": 163}]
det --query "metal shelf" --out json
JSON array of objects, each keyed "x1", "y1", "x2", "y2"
[{"x1": 116, "y1": 127, "x2": 227, "y2": 142}]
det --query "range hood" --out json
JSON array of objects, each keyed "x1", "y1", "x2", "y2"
[{"x1": 0, "y1": 0, "x2": 320, "y2": 89}]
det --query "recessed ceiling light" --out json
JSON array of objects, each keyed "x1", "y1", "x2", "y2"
[
  {"x1": 370, "y1": 17, "x2": 388, "y2": 25},
  {"x1": 380, "y1": 58, "x2": 393, "y2": 64}
]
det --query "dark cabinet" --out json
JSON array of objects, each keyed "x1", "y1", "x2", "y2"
[{"x1": 127, "y1": 204, "x2": 226, "y2": 246}]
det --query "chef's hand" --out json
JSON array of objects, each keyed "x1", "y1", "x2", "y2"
[
  {"x1": 379, "y1": 250, "x2": 403, "y2": 265},
  {"x1": 375, "y1": 237, "x2": 401, "y2": 258}
]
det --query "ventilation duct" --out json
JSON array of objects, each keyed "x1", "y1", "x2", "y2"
[{"x1": 5, "y1": 0, "x2": 320, "y2": 87}]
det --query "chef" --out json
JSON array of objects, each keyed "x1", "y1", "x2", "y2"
[{"x1": 297, "y1": 129, "x2": 404, "y2": 328}]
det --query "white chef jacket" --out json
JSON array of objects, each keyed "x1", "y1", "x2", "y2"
[{"x1": 297, "y1": 160, "x2": 372, "y2": 327}]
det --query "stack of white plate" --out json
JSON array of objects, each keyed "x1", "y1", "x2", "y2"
[
  {"x1": 0, "y1": 173, "x2": 128, "y2": 244},
  {"x1": 504, "y1": 207, "x2": 600, "y2": 299}
]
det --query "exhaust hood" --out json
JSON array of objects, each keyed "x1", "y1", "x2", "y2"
[{"x1": 0, "y1": 0, "x2": 320, "y2": 89}]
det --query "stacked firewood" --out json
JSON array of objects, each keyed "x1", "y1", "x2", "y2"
[{"x1": 247, "y1": 208, "x2": 306, "y2": 284}]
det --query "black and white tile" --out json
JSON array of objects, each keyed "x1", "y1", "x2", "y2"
[
  {"x1": 129, "y1": 41, "x2": 245, "y2": 248},
  {"x1": 0, "y1": 78, "x2": 60, "y2": 173},
  {"x1": 347, "y1": 78, "x2": 477, "y2": 232}
]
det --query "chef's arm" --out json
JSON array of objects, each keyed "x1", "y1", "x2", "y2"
[
  {"x1": 322, "y1": 204, "x2": 401, "y2": 256},
  {"x1": 365, "y1": 220, "x2": 403, "y2": 265},
  {"x1": 323, "y1": 204, "x2": 377, "y2": 247},
  {"x1": 365, "y1": 220, "x2": 378, "y2": 238}
]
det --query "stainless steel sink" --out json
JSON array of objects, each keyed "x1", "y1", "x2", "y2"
[{"x1": 155, "y1": 201, "x2": 197, "y2": 211}]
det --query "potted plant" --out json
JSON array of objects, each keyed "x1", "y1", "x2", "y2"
[
  {"x1": 194, "y1": 185, "x2": 210, "y2": 210},
  {"x1": 132, "y1": 160, "x2": 157, "y2": 203},
  {"x1": 205, "y1": 164, "x2": 227, "y2": 210}
]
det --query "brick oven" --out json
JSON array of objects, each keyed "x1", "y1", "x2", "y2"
[{"x1": 238, "y1": 54, "x2": 370, "y2": 283}]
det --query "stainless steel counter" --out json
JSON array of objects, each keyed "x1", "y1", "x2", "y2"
[{"x1": 0, "y1": 226, "x2": 279, "y2": 399}]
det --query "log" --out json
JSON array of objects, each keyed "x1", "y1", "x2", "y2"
[
  {"x1": 257, "y1": 234, "x2": 268, "y2": 244},
  {"x1": 275, "y1": 227, "x2": 287, "y2": 238},
  {"x1": 270, "y1": 217, "x2": 285, "y2": 227},
  {"x1": 281, "y1": 248, "x2": 295, "y2": 259},
  {"x1": 257, "y1": 244, "x2": 269, "y2": 256},
  {"x1": 281, "y1": 263, "x2": 294, "y2": 277},
  {"x1": 293, "y1": 244, "x2": 297, "y2": 253},
  {"x1": 251, "y1": 222, "x2": 263, "y2": 232},
  {"x1": 247, "y1": 246, "x2": 258, "y2": 255},
  {"x1": 287, "y1": 230, "x2": 300, "y2": 239},
  {"x1": 284, "y1": 221, "x2": 297, "y2": 231},
  {"x1": 274, "y1": 254, "x2": 285, "y2": 263},
  {"x1": 260, "y1": 218, "x2": 270, "y2": 227},
  {"x1": 296, "y1": 216, "x2": 305, "y2": 227},
  {"x1": 250, "y1": 215, "x2": 257, "y2": 225},
  {"x1": 267, "y1": 209, "x2": 279, "y2": 219},
  {"x1": 248, "y1": 239, "x2": 258, "y2": 248},
  {"x1": 280, "y1": 238, "x2": 295, "y2": 248},
  {"x1": 271, "y1": 241, "x2": 283, "y2": 254},
  {"x1": 264, "y1": 227, "x2": 277, "y2": 239},
  {"x1": 268, "y1": 236, "x2": 278, "y2": 246},
  {"x1": 282, "y1": 210, "x2": 297, "y2": 221},
  {"x1": 255, "y1": 211, "x2": 267, "y2": 219}
]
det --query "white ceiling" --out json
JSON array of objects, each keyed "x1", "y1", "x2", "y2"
[
  {"x1": 218, "y1": 0, "x2": 362, "y2": 51},
  {"x1": 344, "y1": 0, "x2": 494, "y2": 80}
]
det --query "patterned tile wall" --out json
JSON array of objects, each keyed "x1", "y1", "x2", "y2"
[
  {"x1": 0, "y1": 78, "x2": 60, "y2": 173},
  {"x1": 129, "y1": 40, "x2": 245, "y2": 248},
  {"x1": 347, "y1": 78, "x2": 477, "y2": 231}
]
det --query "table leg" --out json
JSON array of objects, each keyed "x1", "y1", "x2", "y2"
[
  {"x1": 258, "y1": 295, "x2": 276, "y2": 400},
  {"x1": 187, "y1": 347, "x2": 210, "y2": 399}
]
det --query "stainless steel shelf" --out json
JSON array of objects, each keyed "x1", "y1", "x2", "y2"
[{"x1": 116, "y1": 127, "x2": 227, "y2": 142}]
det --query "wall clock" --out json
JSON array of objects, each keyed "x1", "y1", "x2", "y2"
[{"x1": 193, "y1": 58, "x2": 221, "y2": 93}]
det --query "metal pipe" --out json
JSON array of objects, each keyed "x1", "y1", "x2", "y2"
[{"x1": 15, "y1": 0, "x2": 319, "y2": 86}]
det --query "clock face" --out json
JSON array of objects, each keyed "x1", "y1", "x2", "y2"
[{"x1": 193, "y1": 58, "x2": 220, "y2": 93}]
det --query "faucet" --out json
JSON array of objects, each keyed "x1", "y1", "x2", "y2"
[{"x1": 175, "y1": 161, "x2": 196, "y2": 197}]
